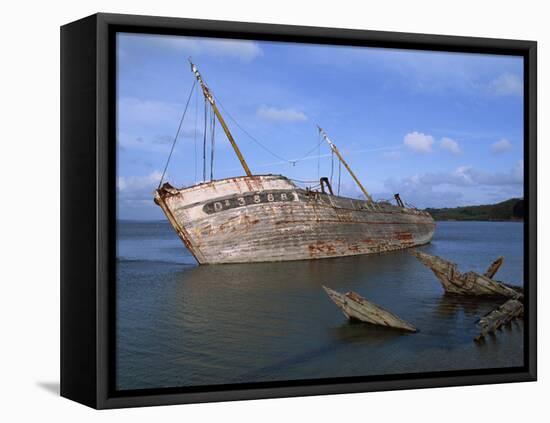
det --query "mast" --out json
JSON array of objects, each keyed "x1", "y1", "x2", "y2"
[
  {"x1": 189, "y1": 60, "x2": 252, "y2": 177},
  {"x1": 318, "y1": 126, "x2": 374, "y2": 203}
]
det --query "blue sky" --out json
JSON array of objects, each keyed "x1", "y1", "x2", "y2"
[{"x1": 116, "y1": 33, "x2": 524, "y2": 220}]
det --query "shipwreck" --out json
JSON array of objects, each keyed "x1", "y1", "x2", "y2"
[
  {"x1": 475, "y1": 299, "x2": 523, "y2": 342},
  {"x1": 411, "y1": 251, "x2": 522, "y2": 298},
  {"x1": 323, "y1": 286, "x2": 417, "y2": 332},
  {"x1": 154, "y1": 61, "x2": 435, "y2": 264},
  {"x1": 412, "y1": 250, "x2": 524, "y2": 341}
]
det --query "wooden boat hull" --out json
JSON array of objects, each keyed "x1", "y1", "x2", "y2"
[
  {"x1": 155, "y1": 175, "x2": 435, "y2": 264},
  {"x1": 323, "y1": 286, "x2": 417, "y2": 332},
  {"x1": 475, "y1": 299, "x2": 523, "y2": 342},
  {"x1": 412, "y1": 251, "x2": 521, "y2": 298}
]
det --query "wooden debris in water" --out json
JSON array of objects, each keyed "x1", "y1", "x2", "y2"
[
  {"x1": 323, "y1": 286, "x2": 417, "y2": 332},
  {"x1": 474, "y1": 299, "x2": 523, "y2": 342},
  {"x1": 411, "y1": 251, "x2": 521, "y2": 299}
]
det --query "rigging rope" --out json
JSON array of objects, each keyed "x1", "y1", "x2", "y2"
[
  {"x1": 290, "y1": 178, "x2": 320, "y2": 184},
  {"x1": 212, "y1": 93, "x2": 289, "y2": 162},
  {"x1": 158, "y1": 80, "x2": 196, "y2": 189},
  {"x1": 330, "y1": 150, "x2": 334, "y2": 187},
  {"x1": 210, "y1": 109, "x2": 216, "y2": 181},
  {"x1": 158, "y1": 74, "x2": 352, "y2": 192},
  {"x1": 201, "y1": 78, "x2": 341, "y2": 174},
  {"x1": 213, "y1": 90, "x2": 333, "y2": 168},
  {"x1": 293, "y1": 137, "x2": 324, "y2": 163},
  {"x1": 211, "y1": 87, "x2": 342, "y2": 172},
  {"x1": 202, "y1": 98, "x2": 207, "y2": 182},
  {"x1": 317, "y1": 130, "x2": 320, "y2": 181},
  {"x1": 337, "y1": 160, "x2": 341, "y2": 195},
  {"x1": 193, "y1": 81, "x2": 198, "y2": 184}
]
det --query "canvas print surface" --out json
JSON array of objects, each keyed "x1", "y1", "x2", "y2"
[{"x1": 115, "y1": 33, "x2": 525, "y2": 391}]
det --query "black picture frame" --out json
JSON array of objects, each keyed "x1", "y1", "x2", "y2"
[{"x1": 61, "y1": 12, "x2": 537, "y2": 409}]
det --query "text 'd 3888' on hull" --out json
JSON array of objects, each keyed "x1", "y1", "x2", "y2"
[{"x1": 154, "y1": 175, "x2": 435, "y2": 264}]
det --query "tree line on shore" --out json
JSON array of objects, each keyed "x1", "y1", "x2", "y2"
[{"x1": 424, "y1": 198, "x2": 524, "y2": 221}]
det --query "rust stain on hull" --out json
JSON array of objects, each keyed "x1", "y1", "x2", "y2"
[
  {"x1": 308, "y1": 240, "x2": 338, "y2": 257},
  {"x1": 155, "y1": 175, "x2": 436, "y2": 264},
  {"x1": 154, "y1": 187, "x2": 206, "y2": 263}
]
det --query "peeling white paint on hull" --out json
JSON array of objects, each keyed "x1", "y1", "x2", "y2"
[{"x1": 154, "y1": 175, "x2": 436, "y2": 264}]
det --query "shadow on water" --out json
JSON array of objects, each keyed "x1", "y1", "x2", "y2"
[
  {"x1": 173, "y1": 249, "x2": 425, "y2": 299},
  {"x1": 433, "y1": 293, "x2": 500, "y2": 318},
  {"x1": 330, "y1": 321, "x2": 414, "y2": 344}
]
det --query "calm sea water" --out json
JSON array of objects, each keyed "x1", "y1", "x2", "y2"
[{"x1": 116, "y1": 221, "x2": 524, "y2": 390}]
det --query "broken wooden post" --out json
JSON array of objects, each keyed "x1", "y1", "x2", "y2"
[
  {"x1": 323, "y1": 286, "x2": 417, "y2": 332},
  {"x1": 484, "y1": 256, "x2": 504, "y2": 279},
  {"x1": 474, "y1": 299, "x2": 523, "y2": 342}
]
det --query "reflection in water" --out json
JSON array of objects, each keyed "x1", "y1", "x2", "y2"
[
  {"x1": 330, "y1": 321, "x2": 413, "y2": 344},
  {"x1": 116, "y1": 221, "x2": 524, "y2": 390},
  {"x1": 434, "y1": 294, "x2": 491, "y2": 318}
]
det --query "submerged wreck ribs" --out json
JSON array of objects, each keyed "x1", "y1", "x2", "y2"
[
  {"x1": 412, "y1": 250, "x2": 524, "y2": 342},
  {"x1": 475, "y1": 299, "x2": 523, "y2": 342},
  {"x1": 155, "y1": 176, "x2": 435, "y2": 264},
  {"x1": 323, "y1": 286, "x2": 417, "y2": 332},
  {"x1": 411, "y1": 251, "x2": 521, "y2": 298}
]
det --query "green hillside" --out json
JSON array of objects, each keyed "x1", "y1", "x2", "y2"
[{"x1": 425, "y1": 198, "x2": 524, "y2": 221}]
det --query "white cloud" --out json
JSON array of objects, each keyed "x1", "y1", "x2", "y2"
[
  {"x1": 257, "y1": 105, "x2": 307, "y2": 122},
  {"x1": 513, "y1": 159, "x2": 524, "y2": 180},
  {"x1": 200, "y1": 38, "x2": 262, "y2": 62},
  {"x1": 431, "y1": 164, "x2": 522, "y2": 187},
  {"x1": 382, "y1": 150, "x2": 402, "y2": 160},
  {"x1": 118, "y1": 97, "x2": 182, "y2": 126},
  {"x1": 117, "y1": 97, "x2": 205, "y2": 153},
  {"x1": 387, "y1": 162, "x2": 523, "y2": 190},
  {"x1": 440, "y1": 137, "x2": 461, "y2": 155},
  {"x1": 491, "y1": 138, "x2": 513, "y2": 154},
  {"x1": 117, "y1": 133, "x2": 173, "y2": 154},
  {"x1": 117, "y1": 171, "x2": 198, "y2": 219},
  {"x1": 117, "y1": 171, "x2": 164, "y2": 202},
  {"x1": 137, "y1": 34, "x2": 263, "y2": 62},
  {"x1": 489, "y1": 73, "x2": 522, "y2": 96},
  {"x1": 382, "y1": 161, "x2": 524, "y2": 208},
  {"x1": 403, "y1": 131, "x2": 434, "y2": 153}
]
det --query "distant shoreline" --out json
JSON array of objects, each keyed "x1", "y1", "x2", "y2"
[
  {"x1": 425, "y1": 198, "x2": 523, "y2": 222},
  {"x1": 433, "y1": 218, "x2": 523, "y2": 222}
]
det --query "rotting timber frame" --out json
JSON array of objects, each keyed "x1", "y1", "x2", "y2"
[{"x1": 61, "y1": 12, "x2": 537, "y2": 409}]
